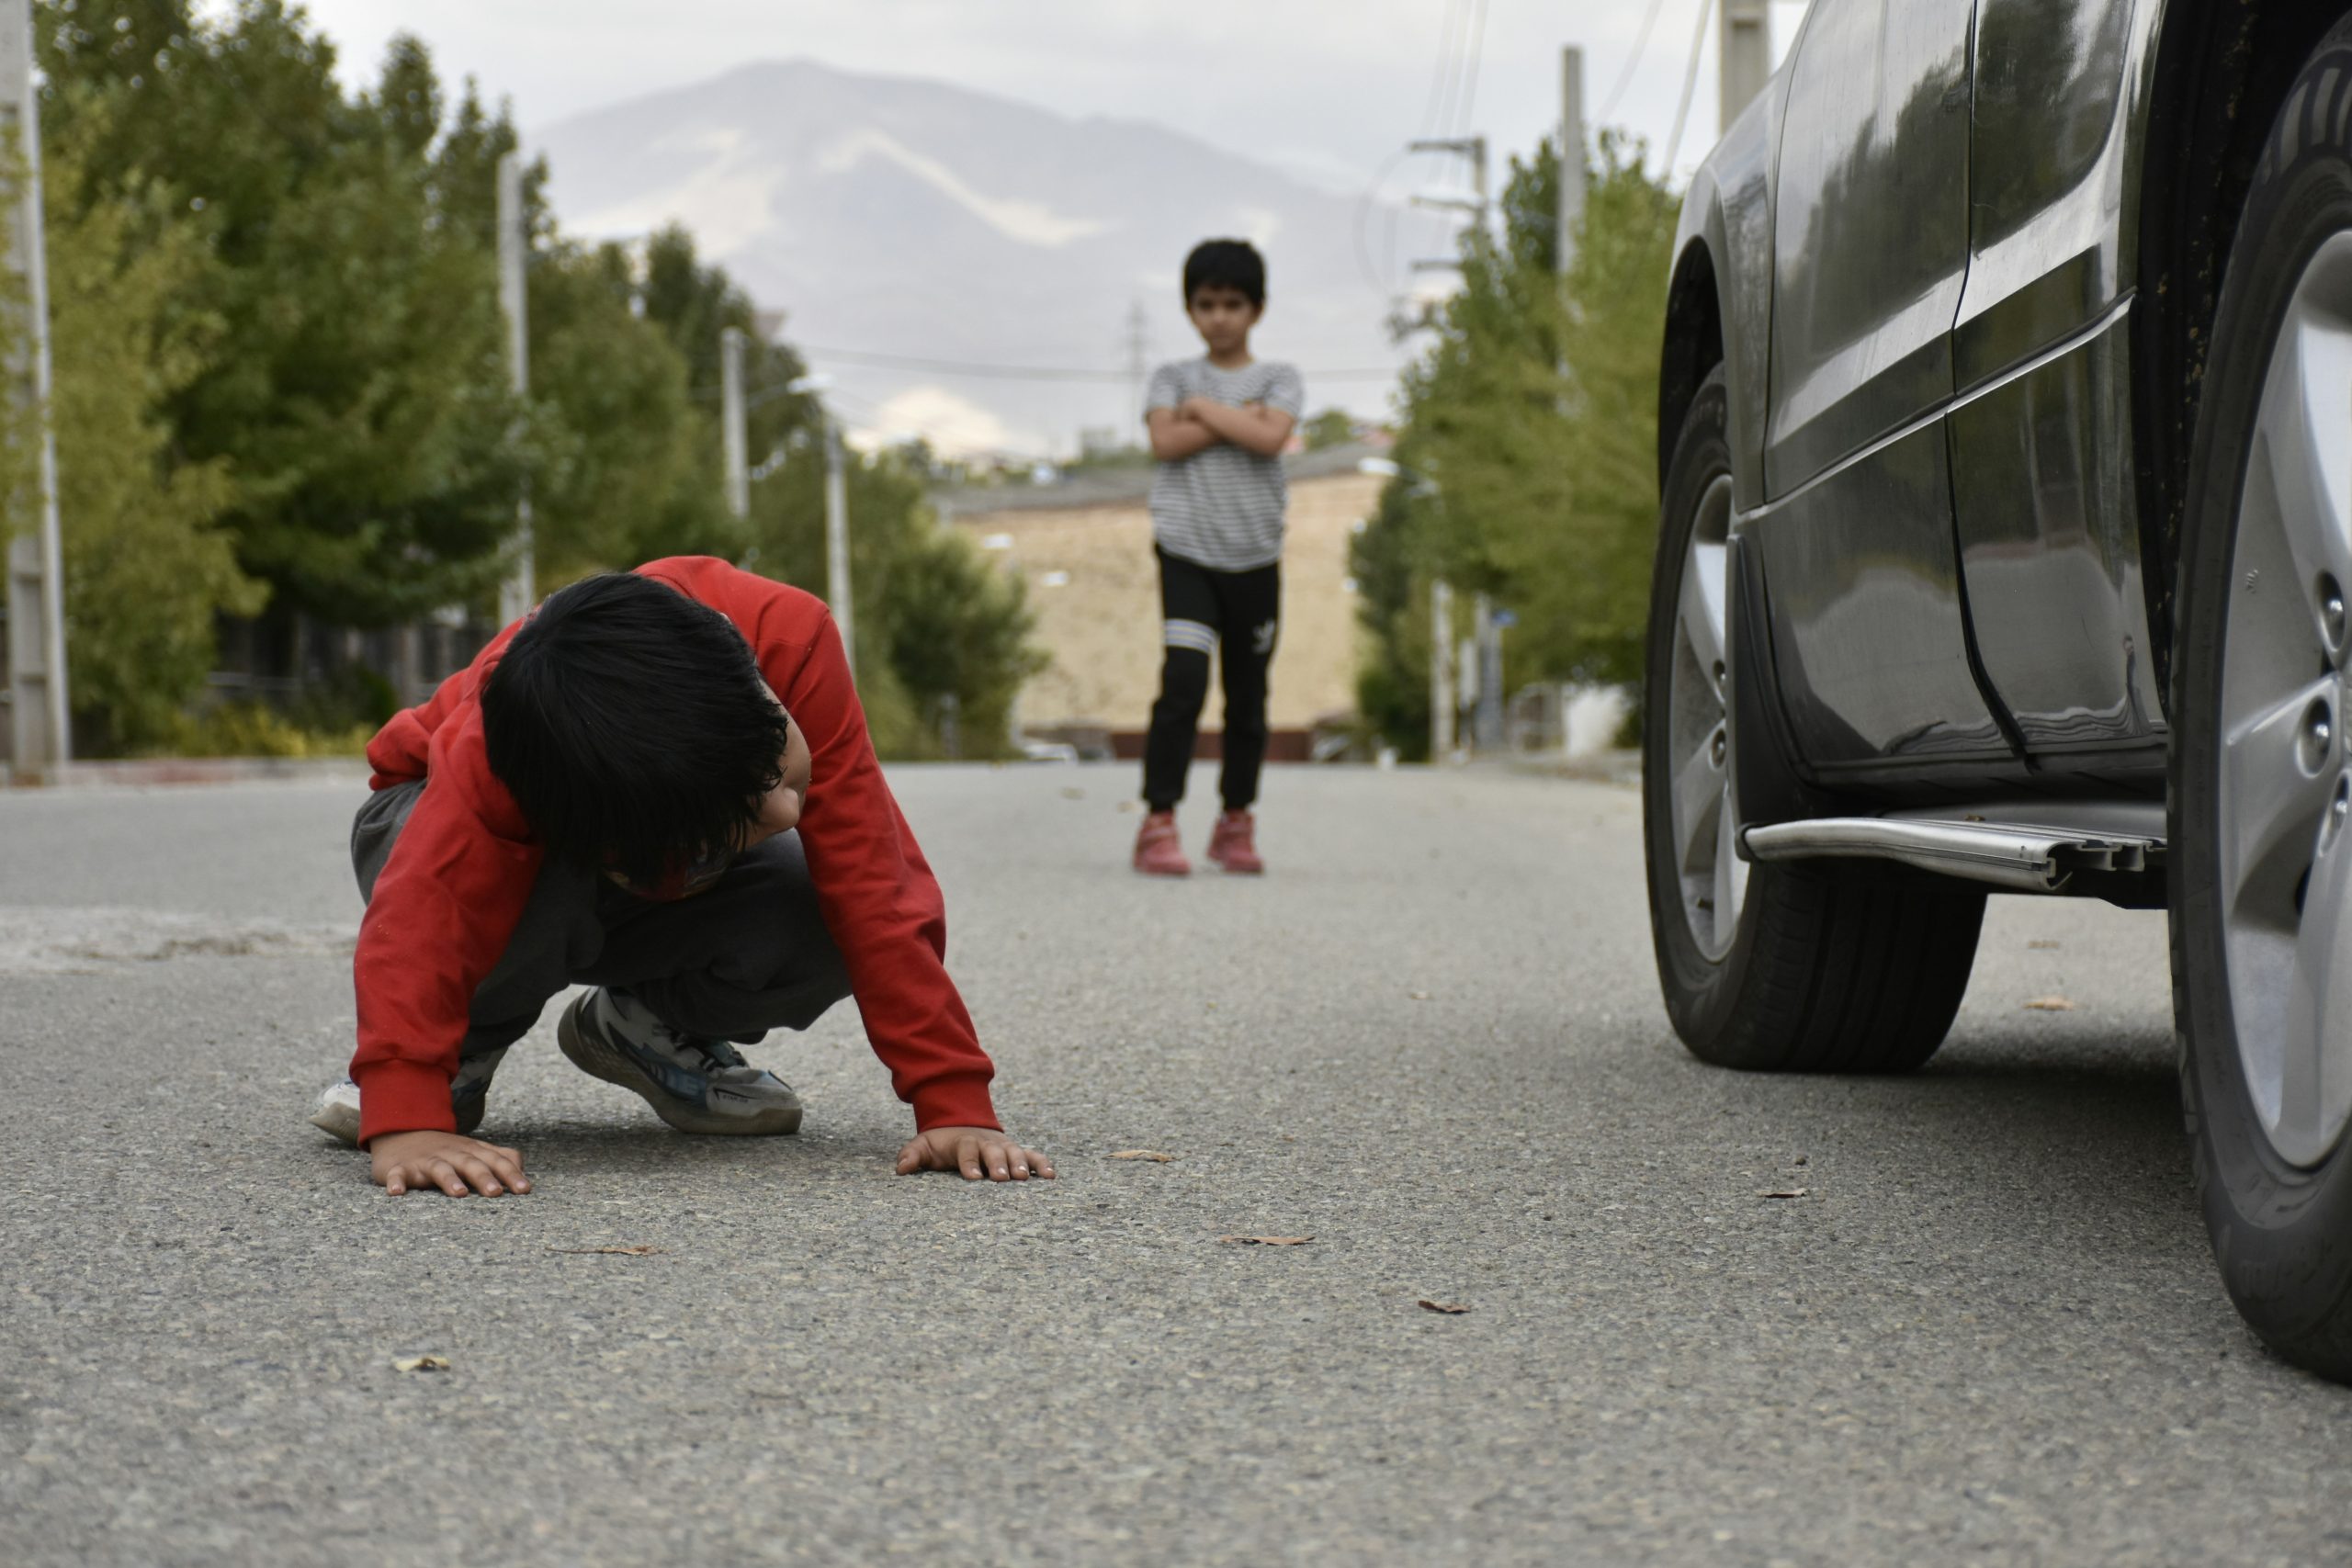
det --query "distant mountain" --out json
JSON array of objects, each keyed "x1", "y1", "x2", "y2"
[{"x1": 528, "y1": 60, "x2": 1408, "y2": 457}]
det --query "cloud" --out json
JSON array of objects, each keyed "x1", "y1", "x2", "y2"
[{"x1": 848, "y1": 385, "x2": 1028, "y2": 458}]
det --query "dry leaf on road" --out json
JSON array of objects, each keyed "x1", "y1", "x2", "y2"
[
  {"x1": 392, "y1": 1356, "x2": 450, "y2": 1373},
  {"x1": 1418, "y1": 1299, "x2": 1471, "y2": 1314},
  {"x1": 1107, "y1": 1149, "x2": 1177, "y2": 1162},
  {"x1": 1408, "y1": 990, "x2": 1431, "y2": 1001},
  {"x1": 2029, "y1": 940, "x2": 2062, "y2": 950},
  {"x1": 1219, "y1": 1235, "x2": 1313, "y2": 1247},
  {"x1": 2025, "y1": 997, "x2": 2077, "y2": 1011},
  {"x1": 1758, "y1": 1189, "x2": 1810, "y2": 1200},
  {"x1": 551, "y1": 1246, "x2": 663, "y2": 1257}
]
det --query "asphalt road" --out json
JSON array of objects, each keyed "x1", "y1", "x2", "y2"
[{"x1": 2, "y1": 763, "x2": 2348, "y2": 1567}]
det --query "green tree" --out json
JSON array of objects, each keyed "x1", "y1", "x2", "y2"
[
  {"x1": 0, "y1": 96, "x2": 264, "y2": 749},
  {"x1": 1301, "y1": 408, "x2": 1356, "y2": 451},
  {"x1": 883, "y1": 525, "x2": 1047, "y2": 759},
  {"x1": 38, "y1": 3, "x2": 525, "y2": 626},
  {"x1": 1354, "y1": 130, "x2": 1676, "y2": 754}
]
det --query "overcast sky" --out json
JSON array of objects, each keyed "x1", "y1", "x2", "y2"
[{"x1": 256, "y1": 0, "x2": 1809, "y2": 196}]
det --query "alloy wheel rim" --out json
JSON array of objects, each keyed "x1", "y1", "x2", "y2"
[
  {"x1": 1668, "y1": 473, "x2": 1745, "y2": 962},
  {"x1": 2218, "y1": 231, "x2": 2352, "y2": 1168}
]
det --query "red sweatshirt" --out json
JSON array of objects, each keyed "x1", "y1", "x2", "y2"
[{"x1": 347, "y1": 556, "x2": 1000, "y2": 1145}]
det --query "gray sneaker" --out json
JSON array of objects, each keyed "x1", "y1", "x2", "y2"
[
  {"x1": 305, "y1": 1046, "x2": 507, "y2": 1148},
  {"x1": 557, "y1": 987, "x2": 803, "y2": 1135}
]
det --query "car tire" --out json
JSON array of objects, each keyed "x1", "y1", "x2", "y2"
[
  {"x1": 1643, "y1": 367, "x2": 1986, "y2": 1073},
  {"x1": 2170, "y1": 14, "x2": 2352, "y2": 1384}
]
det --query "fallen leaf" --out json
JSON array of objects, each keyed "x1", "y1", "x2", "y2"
[
  {"x1": 1418, "y1": 1299, "x2": 1471, "y2": 1314},
  {"x1": 1107, "y1": 1149, "x2": 1177, "y2": 1162},
  {"x1": 1759, "y1": 1188, "x2": 1810, "y2": 1200},
  {"x1": 2024, "y1": 997, "x2": 2076, "y2": 1012},
  {"x1": 1219, "y1": 1235, "x2": 1313, "y2": 1246},
  {"x1": 551, "y1": 1246, "x2": 663, "y2": 1257},
  {"x1": 393, "y1": 1355, "x2": 450, "y2": 1373},
  {"x1": 1408, "y1": 990, "x2": 1431, "y2": 1001},
  {"x1": 1115, "y1": 799, "x2": 1137, "y2": 813},
  {"x1": 1792, "y1": 1154, "x2": 1810, "y2": 1167},
  {"x1": 2028, "y1": 940, "x2": 2062, "y2": 950}
]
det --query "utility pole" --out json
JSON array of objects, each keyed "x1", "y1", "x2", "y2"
[
  {"x1": 1556, "y1": 46, "x2": 1587, "y2": 278},
  {"x1": 1124, "y1": 300, "x2": 1149, "y2": 434},
  {"x1": 1, "y1": 0, "x2": 66, "y2": 776},
  {"x1": 1719, "y1": 0, "x2": 1773, "y2": 133},
  {"x1": 1408, "y1": 134, "x2": 1488, "y2": 275},
  {"x1": 1430, "y1": 579, "x2": 1454, "y2": 761},
  {"x1": 495, "y1": 151, "x2": 534, "y2": 626},
  {"x1": 823, "y1": 416, "x2": 854, "y2": 681},
  {"x1": 1473, "y1": 592, "x2": 1506, "y2": 751},
  {"x1": 720, "y1": 326, "x2": 749, "y2": 521}
]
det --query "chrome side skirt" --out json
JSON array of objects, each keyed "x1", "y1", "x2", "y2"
[{"x1": 1741, "y1": 805, "x2": 2165, "y2": 894}]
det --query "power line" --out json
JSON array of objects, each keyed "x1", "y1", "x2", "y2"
[
  {"x1": 1419, "y1": 0, "x2": 1469, "y2": 140},
  {"x1": 788, "y1": 345, "x2": 1405, "y2": 383},
  {"x1": 1451, "y1": 0, "x2": 1492, "y2": 138},
  {"x1": 1665, "y1": 0, "x2": 1719, "y2": 172},
  {"x1": 1600, "y1": 0, "x2": 1675, "y2": 123}
]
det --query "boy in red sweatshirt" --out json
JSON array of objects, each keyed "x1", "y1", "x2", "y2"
[{"x1": 307, "y1": 558, "x2": 1053, "y2": 1198}]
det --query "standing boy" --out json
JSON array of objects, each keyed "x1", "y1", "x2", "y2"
[
  {"x1": 309, "y1": 558, "x2": 1054, "y2": 1196},
  {"x1": 1133, "y1": 238, "x2": 1303, "y2": 876}
]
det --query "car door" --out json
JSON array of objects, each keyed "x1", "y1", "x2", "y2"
[
  {"x1": 1945, "y1": 0, "x2": 2165, "y2": 764},
  {"x1": 1754, "y1": 0, "x2": 2007, "y2": 770}
]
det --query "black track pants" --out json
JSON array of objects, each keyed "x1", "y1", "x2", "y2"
[{"x1": 1142, "y1": 546, "x2": 1281, "y2": 813}]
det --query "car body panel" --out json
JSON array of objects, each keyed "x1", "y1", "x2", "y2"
[
  {"x1": 1668, "y1": 0, "x2": 2189, "y2": 797},
  {"x1": 1950, "y1": 0, "x2": 2172, "y2": 759},
  {"x1": 1755, "y1": 415, "x2": 2011, "y2": 767},
  {"x1": 1948, "y1": 302, "x2": 2168, "y2": 756},
  {"x1": 1673, "y1": 98, "x2": 1782, "y2": 516},
  {"x1": 1751, "y1": 0, "x2": 2002, "y2": 770},
  {"x1": 1765, "y1": 0, "x2": 1978, "y2": 494}
]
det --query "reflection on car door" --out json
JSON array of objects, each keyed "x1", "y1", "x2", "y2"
[
  {"x1": 1754, "y1": 0, "x2": 2007, "y2": 770},
  {"x1": 1947, "y1": 0, "x2": 2166, "y2": 764}
]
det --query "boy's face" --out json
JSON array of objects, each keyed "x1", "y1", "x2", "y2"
[
  {"x1": 1187, "y1": 285, "x2": 1262, "y2": 355},
  {"x1": 741, "y1": 690, "x2": 813, "y2": 849}
]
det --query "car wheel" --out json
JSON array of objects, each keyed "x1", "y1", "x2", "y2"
[
  {"x1": 1643, "y1": 366, "x2": 1985, "y2": 1072},
  {"x1": 2171, "y1": 14, "x2": 2352, "y2": 1383}
]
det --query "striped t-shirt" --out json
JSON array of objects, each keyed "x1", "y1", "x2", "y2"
[{"x1": 1143, "y1": 357, "x2": 1306, "y2": 571}]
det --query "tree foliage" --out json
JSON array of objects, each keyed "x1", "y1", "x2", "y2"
[
  {"x1": 1353, "y1": 131, "x2": 1677, "y2": 755},
  {"x1": 3, "y1": 0, "x2": 1041, "y2": 757},
  {"x1": 0, "y1": 93, "x2": 262, "y2": 748}
]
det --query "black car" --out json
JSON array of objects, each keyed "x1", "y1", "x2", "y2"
[{"x1": 1645, "y1": 0, "x2": 2352, "y2": 1379}]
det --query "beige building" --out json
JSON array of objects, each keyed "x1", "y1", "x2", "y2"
[{"x1": 937, "y1": 447, "x2": 1383, "y2": 753}]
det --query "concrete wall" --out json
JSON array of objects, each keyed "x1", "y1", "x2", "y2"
[{"x1": 954, "y1": 468, "x2": 1382, "y2": 736}]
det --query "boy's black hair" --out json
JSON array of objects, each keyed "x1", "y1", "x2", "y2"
[
  {"x1": 481, "y1": 572, "x2": 790, "y2": 889},
  {"x1": 1182, "y1": 239, "x2": 1267, "y2": 308}
]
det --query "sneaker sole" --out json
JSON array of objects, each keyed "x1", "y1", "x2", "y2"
[{"x1": 557, "y1": 996, "x2": 803, "y2": 1137}]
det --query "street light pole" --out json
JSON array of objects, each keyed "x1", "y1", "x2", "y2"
[
  {"x1": 496, "y1": 151, "x2": 534, "y2": 625},
  {"x1": 720, "y1": 326, "x2": 749, "y2": 521},
  {"x1": 1719, "y1": 0, "x2": 1773, "y2": 131},
  {"x1": 823, "y1": 413, "x2": 854, "y2": 680},
  {"x1": 786, "y1": 373, "x2": 854, "y2": 682},
  {"x1": 1, "y1": 0, "x2": 67, "y2": 775},
  {"x1": 1557, "y1": 46, "x2": 1587, "y2": 279}
]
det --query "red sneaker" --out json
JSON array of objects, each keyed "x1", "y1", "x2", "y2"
[
  {"x1": 1133, "y1": 810, "x2": 1191, "y2": 876},
  {"x1": 1206, "y1": 809, "x2": 1263, "y2": 874}
]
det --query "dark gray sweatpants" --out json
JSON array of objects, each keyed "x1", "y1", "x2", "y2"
[{"x1": 353, "y1": 781, "x2": 853, "y2": 1066}]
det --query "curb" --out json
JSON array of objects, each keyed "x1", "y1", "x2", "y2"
[{"x1": 0, "y1": 757, "x2": 371, "y2": 791}]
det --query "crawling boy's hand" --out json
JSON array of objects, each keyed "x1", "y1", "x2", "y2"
[
  {"x1": 370, "y1": 1130, "x2": 533, "y2": 1197},
  {"x1": 896, "y1": 1126, "x2": 1056, "y2": 1182}
]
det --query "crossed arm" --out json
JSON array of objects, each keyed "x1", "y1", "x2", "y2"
[{"x1": 1148, "y1": 397, "x2": 1297, "y2": 460}]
